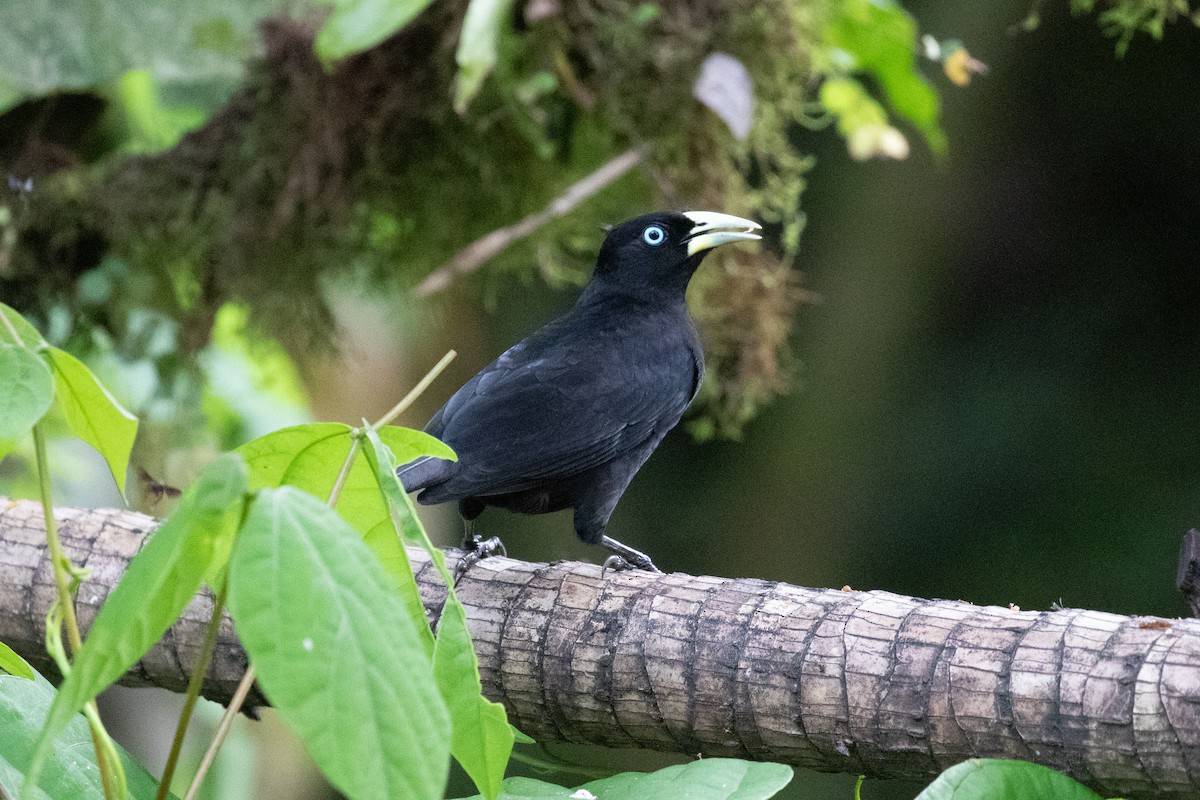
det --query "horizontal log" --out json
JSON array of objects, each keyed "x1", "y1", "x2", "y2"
[{"x1": 1, "y1": 499, "x2": 1197, "y2": 798}]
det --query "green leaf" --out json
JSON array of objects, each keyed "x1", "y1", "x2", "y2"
[
  {"x1": 363, "y1": 428, "x2": 510, "y2": 797},
  {"x1": 453, "y1": 0, "x2": 517, "y2": 114},
  {"x1": 238, "y1": 422, "x2": 454, "y2": 539},
  {"x1": 822, "y1": 0, "x2": 945, "y2": 154},
  {"x1": 377, "y1": 423, "x2": 457, "y2": 468},
  {"x1": 27, "y1": 454, "x2": 246, "y2": 794},
  {"x1": 0, "y1": 344, "x2": 54, "y2": 462},
  {"x1": 359, "y1": 430, "x2": 436, "y2": 657},
  {"x1": 0, "y1": 643, "x2": 34, "y2": 681},
  {"x1": 0, "y1": 0, "x2": 276, "y2": 113},
  {"x1": 314, "y1": 0, "x2": 437, "y2": 63},
  {"x1": 435, "y1": 600, "x2": 514, "y2": 800},
  {"x1": 237, "y1": 421, "x2": 456, "y2": 654},
  {"x1": 0, "y1": 304, "x2": 48, "y2": 349},
  {"x1": 914, "y1": 759, "x2": 1104, "y2": 800},
  {"x1": 452, "y1": 759, "x2": 794, "y2": 800},
  {"x1": 43, "y1": 347, "x2": 138, "y2": 499},
  {"x1": 237, "y1": 421, "x2": 364, "y2": 521},
  {"x1": 0, "y1": 667, "x2": 167, "y2": 800},
  {"x1": 237, "y1": 422, "x2": 353, "y2": 490},
  {"x1": 366, "y1": 427, "x2": 454, "y2": 560},
  {"x1": 227, "y1": 486, "x2": 451, "y2": 800}
]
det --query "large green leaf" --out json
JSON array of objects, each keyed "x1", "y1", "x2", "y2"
[
  {"x1": 237, "y1": 422, "x2": 354, "y2": 489},
  {"x1": 27, "y1": 454, "x2": 246, "y2": 794},
  {"x1": 453, "y1": 0, "x2": 517, "y2": 114},
  {"x1": 44, "y1": 347, "x2": 138, "y2": 499},
  {"x1": 237, "y1": 422, "x2": 367, "y2": 526},
  {"x1": 237, "y1": 422, "x2": 454, "y2": 538},
  {"x1": 227, "y1": 487, "x2": 451, "y2": 800},
  {"x1": 822, "y1": 0, "x2": 945, "y2": 154},
  {"x1": 0, "y1": 669, "x2": 167, "y2": 800},
  {"x1": 0, "y1": 343, "x2": 54, "y2": 462},
  {"x1": 0, "y1": 0, "x2": 277, "y2": 113},
  {"x1": 314, "y1": 0, "x2": 437, "y2": 63},
  {"x1": 363, "y1": 427, "x2": 512, "y2": 799},
  {"x1": 452, "y1": 759, "x2": 794, "y2": 800},
  {"x1": 914, "y1": 759, "x2": 1104, "y2": 800}
]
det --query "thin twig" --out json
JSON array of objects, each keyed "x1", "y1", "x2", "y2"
[
  {"x1": 415, "y1": 148, "x2": 645, "y2": 296},
  {"x1": 373, "y1": 350, "x2": 457, "y2": 429},
  {"x1": 181, "y1": 665, "x2": 256, "y2": 800},
  {"x1": 156, "y1": 591, "x2": 227, "y2": 800}
]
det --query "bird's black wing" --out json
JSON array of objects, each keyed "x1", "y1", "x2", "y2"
[{"x1": 422, "y1": 309, "x2": 699, "y2": 501}]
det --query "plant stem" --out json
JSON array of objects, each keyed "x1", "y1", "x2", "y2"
[
  {"x1": 32, "y1": 425, "x2": 80, "y2": 652},
  {"x1": 83, "y1": 702, "x2": 127, "y2": 799},
  {"x1": 156, "y1": 589, "x2": 227, "y2": 800},
  {"x1": 373, "y1": 350, "x2": 456, "y2": 429},
  {"x1": 327, "y1": 437, "x2": 361, "y2": 504},
  {"x1": 181, "y1": 664, "x2": 256, "y2": 800},
  {"x1": 33, "y1": 422, "x2": 120, "y2": 800}
]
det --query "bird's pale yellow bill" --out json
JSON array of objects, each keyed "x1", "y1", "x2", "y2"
[{"x1": 683, "y1": 211, "x2": 762, "y2": 256}]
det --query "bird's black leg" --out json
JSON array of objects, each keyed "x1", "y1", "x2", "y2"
[
  {"x1": 454, "y1": 502, "x2": 506, "y2": 583},
  {"x1": 599, "y1": 535, "x2": 661, "y2": 575}
]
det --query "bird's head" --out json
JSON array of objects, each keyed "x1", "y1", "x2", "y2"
[{"x1": 592, "y1": 210, "x2": 761, "y2": 296}]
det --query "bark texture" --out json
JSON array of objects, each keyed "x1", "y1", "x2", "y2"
[{"x1": 2, "y1": 498, "x2": 1199, "y2": 798}]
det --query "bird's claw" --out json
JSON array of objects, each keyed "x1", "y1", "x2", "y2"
[
  {"x1": 454, "y1": 534, "x2": 507, "y2": 584},
  {"x1": 601, "y1": 555, "x2": 632, "y2": 577},
  {"x1": 599, "y1": 552, "x2": 661, "y2": 577},
  {"x1": 598, "y1": 535, "x2": 662, "y2": 576},
  {"x1": 628, "y1": 553, "x2": 662, "y2": 573}
]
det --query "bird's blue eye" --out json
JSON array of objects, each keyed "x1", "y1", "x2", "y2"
[{"x1": 642, "y1": 225, "x2": 666, "y2": 246}]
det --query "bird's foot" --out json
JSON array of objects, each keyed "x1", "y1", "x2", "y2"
[
  {"x1": 454, "y1": 534, "x2": 507, "y2": 584},
  {"x1": 601, "y1": 555, "x2": 633, "y2": 577},
  {"x1": 598, "y1": 535, "x2": 662, "y2": 576}
]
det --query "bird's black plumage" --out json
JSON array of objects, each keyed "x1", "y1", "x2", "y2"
[{"x1": 400, "y1": 210, "x2": 760, "y2": 571}]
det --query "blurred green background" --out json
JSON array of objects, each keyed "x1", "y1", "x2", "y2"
[{"x1": 3, "y1": 0, "x2": 1199, "y2": 797}]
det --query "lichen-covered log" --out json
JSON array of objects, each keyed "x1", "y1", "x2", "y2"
[{"x1": 2, "y1": 498, "x2": 1198, "y2": 798}]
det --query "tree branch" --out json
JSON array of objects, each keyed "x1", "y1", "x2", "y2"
[
  {"x1": 414, "y1": 148, "x2": 645, "y2": 297},
  {"x1": 2, "y1": 498, "x2": 1198, "y2": 798}
]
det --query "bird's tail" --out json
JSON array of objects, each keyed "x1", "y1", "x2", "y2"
[{"x1": 396, "y1": 455, "x2": 457, "y2": 493}]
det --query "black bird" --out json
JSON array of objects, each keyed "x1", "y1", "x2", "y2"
[{"x1": 400, "y1": 210, "x2": 761, "y2": 572}]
